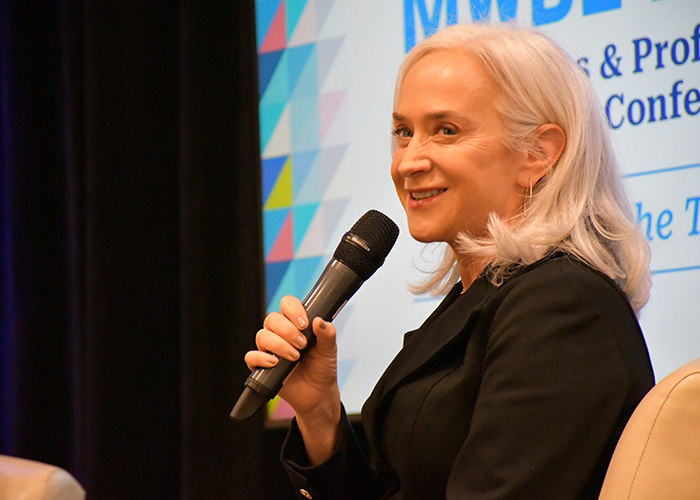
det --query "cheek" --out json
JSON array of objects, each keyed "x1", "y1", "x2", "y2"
[{"x1": 390, "y1": 153, "x2": 404, "y2": 188}]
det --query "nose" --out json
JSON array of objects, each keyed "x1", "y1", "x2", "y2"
[{"x1": 395, "y1": 137, "x2": 431, "y2": 178}]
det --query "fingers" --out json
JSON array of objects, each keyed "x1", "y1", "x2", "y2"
[
  {"x1": 256, "y1": 326, "x2": 304, "y2": 362},
  {"x1": 280, "y1": 295, "x2": 309, "y2": 331},
  {"x1": 245, "y1": 349, "x2": 279, "y2": 371},
  {"x1": 246, "y1": 295, "x2": 337, "y2": 373},
  {"x1": 251, "y1": 296, "x2": 309, "y2": 369},
  {"x1": 312, "y1": 317, "x2": 337, "y2": 352},
  {"x1": 262, "y1": 311, "x2": 308, "y2": 351}
]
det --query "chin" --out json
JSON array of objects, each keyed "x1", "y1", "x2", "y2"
[{"x1": 407, "y1": 226, "x2": 443, "y2": 244}]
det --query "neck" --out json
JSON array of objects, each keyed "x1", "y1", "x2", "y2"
[{"x1": 456, "y1": 255, "x2": 488, "y2": 291}]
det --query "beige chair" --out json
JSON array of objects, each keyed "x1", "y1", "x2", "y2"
[
  {"x1": 0, "y1": 455, "x2": 85, "y2": 500},
  {"x1": 599, "y1": 357, "x2": 700, "y2": 500}
]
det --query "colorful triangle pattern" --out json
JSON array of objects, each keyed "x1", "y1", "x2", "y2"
[
  {"x1": 256, "y1": 0, "x2": 354, "y2": 420},
  {"x1": 259, "y1": 0, "x2": 286, "y2": 52}
]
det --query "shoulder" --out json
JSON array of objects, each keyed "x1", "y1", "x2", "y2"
[
  {"x1": 491, "y1": 255, "x2": 636, "y2": 319},
  {"x1": 476, "y1": 255, "x2": 650, "y2": 380}
]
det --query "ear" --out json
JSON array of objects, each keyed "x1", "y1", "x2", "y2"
[{"x1": 515, "y1": 124, "x2": 566, "y2": 189}]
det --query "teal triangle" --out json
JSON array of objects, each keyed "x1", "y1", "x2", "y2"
[
  {"x1": 291, "y1": 149, "x2": 318, "y2": 196},
  {"x1": 285, "y1": 0, "x2": 308, "y2": 42},
  {"x1": 286, "y1": 44, "x2": 314, "y2": 98},
  {"x1": 256, "y1": 0, "x2": 284, "y2": 47},
  {"x1": 290, "y1": 46, "x2": 317, "y2": 98},
  {"x1": 293, "y1": 203, "x2": 320, "y2": 250},
  {"x1": 290, "y1": 96, "x2": 319, "y2": 152},
  {"x1": 260, "y1": 50, "x2": 289, "y2": 105},
  {"x1": 259, "y1": 102, "x2": 286, "y2": 152},
  {"x1": 263, "y1": 208, "x2": 290, "y2": 256}
]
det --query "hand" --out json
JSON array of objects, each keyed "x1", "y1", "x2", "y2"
[{"x1": 244, "y1": 295, "x2": 341, "y2": 463}]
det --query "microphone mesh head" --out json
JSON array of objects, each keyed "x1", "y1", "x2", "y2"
[{"x1": 333, "y1": 210, "x2": 399, "y2": 280}]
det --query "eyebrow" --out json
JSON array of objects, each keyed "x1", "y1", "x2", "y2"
[{"x1": 392, "y1": 111, "x2": 469, "y2": 122}]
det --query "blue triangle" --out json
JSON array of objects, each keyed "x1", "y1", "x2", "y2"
[
  {"x1": 265, "y1": 259, "x2": 292, "y2": 310},
  {"x1": 290, "y1": 46, "x2": 317, "y2": 98},
  {"x1": 267, "y1": 259, "x2": 300, "y2": 311},
  {"x1": 255, "y1": 0, "x2": 284, "y2": 48},
  {"x1": 263, "y1": 208, "x2": 290, "y2": 256},
  {"x1": 295, "y1": 256, "x2": 324, "y2": 295},
  {"x1": 258, "y1": 50, "x2": 285, "y2": 99},
  {"x1": 294, "y1": 154, "x2": 321, "y2": 204},
  {"x1": 260, "y1": 50, "x2": 289, "y2": 105},
  {"x1": 291, "y1": 149, "x2": 318, "y2": 196},
  {"x1": 262, "y1": 155, "x2": 288, "y2": 204},
  {"x1": 286, "y1": 44, "x2": 314, "y2": 97},
  {"x1": 293, "y1": 203, "x2": 320, "y2": 250}
]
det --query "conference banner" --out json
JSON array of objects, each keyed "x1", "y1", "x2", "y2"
[{"x1": 255, "y1": 0, "x2": 700, "y2": 420}]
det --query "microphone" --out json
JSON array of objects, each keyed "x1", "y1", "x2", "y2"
[{"x1": 230, "y1": 209, "x2": 399, "y2": 421}]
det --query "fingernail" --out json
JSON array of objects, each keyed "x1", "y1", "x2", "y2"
[
  {"x1": 267, "y1": 353, "x2": 279, "y2": 364},
  {"x1": 318, "y1": 319, "x2": 327, "y2": 330},
  {"x1": 289, "y1": 348, "x2": 300, "y2": 360},
  {"x1": 297, "y1": 316, "x2": 307, "y2": 329},
  {"x1": 297, "y1": 335, "x2": 307, "y2": 348}
]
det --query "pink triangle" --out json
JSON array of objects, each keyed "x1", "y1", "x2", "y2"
[
  {"x1": 267, "y1": 211, "x2": 294, "y2": 262},
  {"x1": 319, "y1": 89, "x2": 346, "y2": 142},
  {"x1": 259, "y1": 0, "x2": 287, "y2": 53},
  {"x1": 270, "y1": 398, "x2": 296, "y2": 420}
]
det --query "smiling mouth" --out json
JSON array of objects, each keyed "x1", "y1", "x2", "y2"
[{"x1": 411, "y1": 189, "x2": 446, "y2": 200}]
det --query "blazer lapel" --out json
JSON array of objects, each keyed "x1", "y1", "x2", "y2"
[
  {"x1": 362, "y1": 276, "x2": 497, "y2": 439},
  {"x1": 367, "y1": 257, "x2": 558, "y2": 405}
]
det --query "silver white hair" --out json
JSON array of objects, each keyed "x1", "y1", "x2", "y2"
[{"x1": 396, "y1": 23, "x2": 650, "y2": 313}]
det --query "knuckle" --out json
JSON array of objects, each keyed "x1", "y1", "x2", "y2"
[
  {"x1": 262, "y1": 312, "x2": 278, "y2": 328},
  {"x1": 281, "y1": 295, "x2": 301, "y2": 310},
  {"x1": 255, "y1": 329, "x2": 269, "y2": 349}
]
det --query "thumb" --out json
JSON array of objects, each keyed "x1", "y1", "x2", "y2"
[{"x1": 312, "y1": 317, "x2": 337, "y2": 354}]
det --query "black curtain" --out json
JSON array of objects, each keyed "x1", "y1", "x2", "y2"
[{"x1": 0, "y1": 0, "x2": 296, "y2": 498}]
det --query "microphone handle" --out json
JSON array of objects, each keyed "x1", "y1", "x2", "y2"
[{"x1": 230, "y1": 259, "x2": 363, "y2": 420}]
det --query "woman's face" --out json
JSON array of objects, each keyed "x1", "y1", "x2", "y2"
[{"x1": 391, "y1": 50, "x2": 528, "y2": 246}]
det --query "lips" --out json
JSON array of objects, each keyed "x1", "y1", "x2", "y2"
[{"x1": 411, "y1": 189, "x2": 446, "y2": 200}]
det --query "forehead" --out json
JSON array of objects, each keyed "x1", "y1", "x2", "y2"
[{"x1": 395, "y1": 49, "x2": 497, "y2": 117}]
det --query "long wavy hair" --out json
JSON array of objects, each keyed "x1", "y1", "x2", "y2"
[{"x1": 396, "y1": 24, "x2": 651, "y2": 313}]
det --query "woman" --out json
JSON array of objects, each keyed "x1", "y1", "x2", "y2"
[{"x1": 246, "y1": 24, "x2": 654, "y2": 500}]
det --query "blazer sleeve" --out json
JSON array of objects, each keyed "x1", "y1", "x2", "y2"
[
  {"x1": 445, "y1": 260, "x2": 653, "y2": 499},
  {"x1": 281, "y1": 404, "x2": 387, "y2": 500}
]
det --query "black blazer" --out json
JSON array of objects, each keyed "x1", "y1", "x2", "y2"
[{"x1": 282, "y1": 255, "x2": 654, "y2": 500}]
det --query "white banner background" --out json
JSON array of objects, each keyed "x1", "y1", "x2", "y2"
[{"x1": 262, "y1": 0, "x2": 700, "y2": 415}]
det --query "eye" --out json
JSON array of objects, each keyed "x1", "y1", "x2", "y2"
[
  {"x1": 391, "y1": 125, "x2": 413, "y2": 139},
  {"x1": 439, "y1": 125, "x2": 457, "y2": 136}
]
